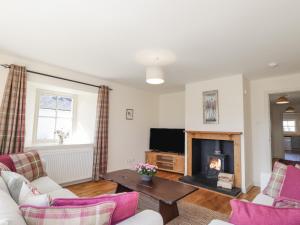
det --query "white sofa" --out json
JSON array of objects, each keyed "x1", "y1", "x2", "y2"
[
  {"x1": 0, "y1": 161, "x2": 163, "y2": 225},
  {"x1": 209, "y1": 172, "x2": 273, "y2": 225}
]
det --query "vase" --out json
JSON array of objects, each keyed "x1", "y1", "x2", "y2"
[
  {"x1": 140, "y1": 175, "x2": 152, "y2": 182},
  {"x1": 58, "y1": 137, "x2": 64, "y2": 145}
]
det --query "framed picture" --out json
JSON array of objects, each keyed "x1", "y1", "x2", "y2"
[
  {"x1": 203, "y1": 90, "x2": 219, "y2": 124},
  {"x1": 126, "y1": 109, "x2": 134, "y2": 120}
]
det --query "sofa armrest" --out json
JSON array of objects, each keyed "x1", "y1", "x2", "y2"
[
  {"x1": 208, "y1": 219, "x2": 233, "y2": 225},
  {"x1": 41, "y1": 158, "x2": 47, "y2": 173},
  {"x1": 116, "y1": 210, "x2": 163, "y2": 225}
]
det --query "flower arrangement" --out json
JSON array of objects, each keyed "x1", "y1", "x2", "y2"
[
  {"x1": 135, "y1": 163, "x2": 158, "y2": 177},
  {"x1": 54, "y1": 130, "x2": 69, "y2": 144}
]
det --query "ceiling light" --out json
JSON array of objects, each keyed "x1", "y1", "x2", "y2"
[
  {"x1": 285, "y1": 106, "x2": 296, "y2": 113},
  {"x1": 146, "y1": 66, "x2": 164, "y2": 85},
  {"x1": 276, "y1": 96, "x2": 289, "y2": 104}
]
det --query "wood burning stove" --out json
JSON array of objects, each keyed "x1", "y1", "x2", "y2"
[
  {"x1": 207, "y1": 154, "x2": 225, "y2": 178},
  {"x1": 206, "y1": 141, "x2": 225, "y2": 178}
]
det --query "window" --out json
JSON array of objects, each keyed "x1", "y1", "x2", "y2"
[
  {"x1": 283, "y1": 120, "x2": 296, "y2": 132},
  {"x1": 33, "y1": 90, "x2": 76, "y2": 143}
]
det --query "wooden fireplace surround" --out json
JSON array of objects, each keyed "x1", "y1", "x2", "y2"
[{"x1": 186, "y1": 131, "x2": 242, "y2": 188}]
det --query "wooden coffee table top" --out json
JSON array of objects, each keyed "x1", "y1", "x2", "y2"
[{"x1": 103, "y1": 169, "x2": 197, "y2": 205}]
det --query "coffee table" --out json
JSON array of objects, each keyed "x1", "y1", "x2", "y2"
[{"x1": 102, "y1": 169, "x2": 197, "y2": 224}]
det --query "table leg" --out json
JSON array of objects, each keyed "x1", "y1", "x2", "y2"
[
  {"x1": 159, "y1": 201, "x2": 179, "y2": 224},
  {"x1": 116, "y1": 183, "x2": 132, "y2": 193}
]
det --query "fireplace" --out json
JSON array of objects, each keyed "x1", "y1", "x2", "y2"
[
  {"x1": 191, "y1": 139, "x2": 233, "y2": 178},
  {"x1": 180, "y1": 131, "x2": 242, "y2": 196}
]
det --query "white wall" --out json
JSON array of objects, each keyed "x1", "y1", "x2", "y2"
[
  {"x1": 158, "y1": 91, "x2": 185, "y2": 128},
  {"x1": 185, "y1": 75, "x2": 245, "y2": 132},
  {"x1": 0, "y1": 53, "x2": 159, "y2": 172},
  {"x1": 250, "y1": 73, "x2": 300, "y2": 185},
  {"x1": 185, "y1": 74, "x2": 249, "y2": 192}
]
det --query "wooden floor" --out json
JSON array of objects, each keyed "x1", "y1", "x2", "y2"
[{"x1": 67, "y1": 171, "x2": 260, "y2": 215}]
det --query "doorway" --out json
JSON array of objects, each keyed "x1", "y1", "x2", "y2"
[{"x1": 270, "y1": 91, "x2": 300, "y2": 164}]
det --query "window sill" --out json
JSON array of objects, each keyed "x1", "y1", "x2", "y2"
[{"x1": 25, "y1": 143, "x2": 94, "y2": 152}]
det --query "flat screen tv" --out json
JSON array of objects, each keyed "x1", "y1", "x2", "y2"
[{"x1": 149, "y1": 128, "x2": 185, "y2": 154}]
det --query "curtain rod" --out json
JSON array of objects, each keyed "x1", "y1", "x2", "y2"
[{"x1": 0, "y1": 64, "x2": 112, "y2": 90}]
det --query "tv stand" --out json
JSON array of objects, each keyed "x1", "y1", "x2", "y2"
[{"x1": 145, "y1": 151, "x2": 185, "y2": 174}]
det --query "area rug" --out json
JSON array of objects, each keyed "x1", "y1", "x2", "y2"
[{"x1": 166, "y1": 201, "x2": 228, "y2": 225}]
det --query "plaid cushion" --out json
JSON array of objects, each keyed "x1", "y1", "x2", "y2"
[
  {"x1": 20, "y1": 201, "x2": 116, "y2": 225},
  {"x1": 263, "y1": 161, "x2": 287, "y2": 198},
  {"x1": 273, "y1": 197, "x2": 300, "y2": 208},
  {"x1": 0, "y1": 162, "x2": 10, "y2": 174},
  {"x1": 10, "y1": 151, "x2": 46, "y2": 181}
]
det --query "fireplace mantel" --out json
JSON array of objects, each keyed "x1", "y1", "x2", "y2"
[{"x1": 186, "y1": 130, "x2": 242, "y2": 188}]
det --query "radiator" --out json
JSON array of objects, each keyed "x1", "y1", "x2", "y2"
[{"x1": 33, "y1": 144, "x2": 94, "y2": 185}]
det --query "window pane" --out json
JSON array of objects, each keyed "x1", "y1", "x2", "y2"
[
  {"x1": 57, "y1": 96, "x2": 72, "y2": 111},
  {"x1": 56, "y1": 118, "x2": 72, "y2": 134},
  {"x1": 283, "y1": 121, "x2": 288, "y2": 126},
  {"x1": 57, "y1": 110, "x2": 72, "y2": 118},
  {"x1": 40, "y1": 95, "x2": 57, "y2": 109},
  {"x1": 290, "y1": 127, "x2": 296, "y2": 132},
  {"x1": 288, "y1": 121, "x2": 295, "y2": 126},
  {"x1": 39, "y1": 108, "x2": 56, "y2": 117},
  {"x1": 37, "y1": 117, "x2": 55, "y2": 140}
]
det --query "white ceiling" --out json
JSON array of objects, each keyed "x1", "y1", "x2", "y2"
[{"x1": 0, "y1": 0, "x2": 300, "y2": 93}]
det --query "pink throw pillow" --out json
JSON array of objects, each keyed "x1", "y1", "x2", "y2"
[
  {"x1": 274, "y1": 197, "x2": 300, "y2": 208},
  {"x1": 52, "y1": 192, "x2": 139, "y2": 225},
  {"x1": 280, "y1": 165, "x2": 300, "y2": 201},
  {"x1": 20, "y1": 201, "x2": 116, "y2": 225},
  {"x1": 263, "y1": 161, "x2": 287, "y2": 198},
  {"x1": 296, "y1": 164, "x2": 300, "y2": 169},
  {"x1": 229, "y1": 199, "x2": 300, "y2": 225},
  {"x1": 0, "y1": 155, "x2": 16, "y2": 171}
]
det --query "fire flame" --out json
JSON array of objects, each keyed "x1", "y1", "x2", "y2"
[{"x1": 209, "y1": 158, "x2": 221, "y2": 171}]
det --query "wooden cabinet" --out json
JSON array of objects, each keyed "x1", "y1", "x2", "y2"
[{"x1": 145, "y1": 151, "x2": 185, "y2": 174}]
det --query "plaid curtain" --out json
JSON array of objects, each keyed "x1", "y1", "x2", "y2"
[
  {"x1": 92, "y1": 86, "x2": 109, "y2": 181},
  {"x1": 0, "y1": 65, "x2": 27, "y2": 155}
]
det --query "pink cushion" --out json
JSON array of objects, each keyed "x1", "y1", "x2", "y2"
[
  {"x1": 280, "y1": 165, "x2": 300, "y2": 201},
  {"x1": 52, "y1": 192, "x2": 139, "y2": 224},
  {"x1": 0, "y1": 155, "x2": 16, "y2": 171},
  {"x1": 229, "y1": 199, "x2": 300, "y2": 225},
  {"x1": 263, "y1": 161, "x2": 287, "y2": 198},
  {"x1": 20, "y1": 201, "x2": 116, "y2": 225},
  {"x1": 274, "y1": 197, "x2": 300, "y2": 208}
]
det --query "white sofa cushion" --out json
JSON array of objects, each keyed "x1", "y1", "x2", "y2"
[
  {"x1": 0, "y1": 177, "x2": 9, "y2": 195},
  {"x1": 31, "y1": 176, "x2": 62, "y2": 194},
  {"x1": 19, "y1": 182, "x2": 50, "y2": 207},
  {"x1": 48, "y1": 188, "x2": 77, "y2": 199},
  {"x1": 252, "y1": 193, "x2": 274, "y2": 206},
  {"x1": 0, "y1": 220, "x2": 8, "y2": 225},
  {"x1": 208, "y1": 219, "x2": 232, "y2": 225},
  {"x1": 1, "y1": 171, "x2": 30, "y2": 203},
  {"x1": 0, "y1": 190, "x2": 26, "y2": 225},
  {"x1": 116, "y1": 210, "x2": 163, "y2": 225}
]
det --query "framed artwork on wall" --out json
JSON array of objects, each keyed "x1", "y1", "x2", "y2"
[
  {"x1": 203, "y1": 90, "x2": 219, "y2": 124},
  {"x1": 126, "y1": 109, "x2": 134, "y2": 120}
]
